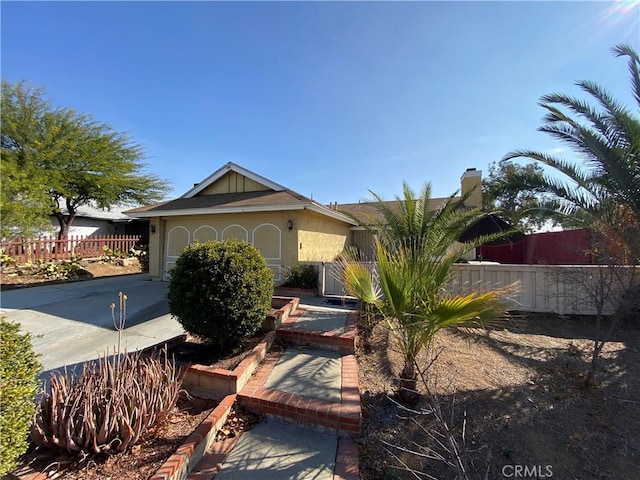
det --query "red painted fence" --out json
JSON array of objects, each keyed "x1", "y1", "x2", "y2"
[
  {"x1": 478, "y1": 228, "x2": 593, "y2": 265},
  {"x1": 0, "y1": 235, "x2": 142, "y2": 263}
]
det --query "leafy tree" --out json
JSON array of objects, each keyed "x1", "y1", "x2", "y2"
[
  {"x1": 502, "y1": 44, "x2": 640, "y2": 261},
  {"x1": 1, "y1": 81, "x2": 170, "y2": 239},
  {"x1": 502, "y1": 43, "x2": 640, "y2": 385},
  {"x1": 482, "y1": 160, "x2": 562, "y2": 231},
  {"x1": 336, "y1": 182, "x2": 507, "y2": 403},
  {"x1": 1, "y1": 83, "x2": 53, "y2": 237}
]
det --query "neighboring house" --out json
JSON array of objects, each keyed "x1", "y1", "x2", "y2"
[
  {"x1": 125, "y1": 163, "x2": 482, "y2": 282},
  {"x1": 50, "y1": 203, "x2": 150, "y2": 243}
]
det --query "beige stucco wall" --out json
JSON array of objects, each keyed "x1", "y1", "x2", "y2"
[
  {"x1": 296, "y1": 210, "x2": 351, "y2": 262},
  {"x1": 147, "y1": 210, "x2": 352, "y2": 282},
  {"x1": 148, "y1": 217, "x2": 163, "y2": 279},
  {"x1": 460, "y1": 169, "x2": 482, "y2": 209}
]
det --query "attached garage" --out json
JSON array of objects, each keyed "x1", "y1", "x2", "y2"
[
  {"x1": 126, "y1": 163, "x2": 356, "y2": 282},
  {"x1": 163, "y1": 218, "x2": 283, "y2": 281}
]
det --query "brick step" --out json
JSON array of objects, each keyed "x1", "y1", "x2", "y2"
[
  {"x1": 276, "y1": 310, "x2": 358, "y2": 354},
  {"x1": 237, "y1": 348, "x2": 361, "y2": 439},
  {"x1": 237, "y1": 388, "x2": 360, "y2": 438}
]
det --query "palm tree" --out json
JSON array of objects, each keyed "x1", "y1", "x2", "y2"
[
  {"x1": 502, "y1": 43, "x2": 640, "y2": 386},
  {"x1": 502, "y1": 43, "x2": 640, "y2": 261},
  {"x1": 337, "y1": 182, "x2": 508, "y2": 402}
]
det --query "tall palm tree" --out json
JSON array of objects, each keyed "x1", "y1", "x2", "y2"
[
  {"x1": 502, "y1": 43, "x2": 640, "y2": 261},
  {"x1": 502, "y1": 43, "x2": 640, "y2": 386},
  {"x1": 337, "y1": 182, "x2": 508, "y2": 402}
]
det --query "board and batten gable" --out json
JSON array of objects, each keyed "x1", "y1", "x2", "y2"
[{"x1": 197, "y1": 171, "x2": 271, "y2": 195}]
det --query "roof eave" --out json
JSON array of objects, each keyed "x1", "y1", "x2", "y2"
[{"x1": 126, "y1": 202, "x2": 358, "y2": 225}]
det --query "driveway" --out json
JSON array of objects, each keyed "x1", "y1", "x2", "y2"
[{"x1": 0, "y1": 274, "x2": 184, "y2": 376}]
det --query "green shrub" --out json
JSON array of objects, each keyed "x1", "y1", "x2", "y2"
[
  {"x1": 130, "y1": 244, "x2": 149, "y2": 270},
  {"x1": 101, "y1": 245, "x2": 127, "y2": 262},
  {"x1": 26, "y1": 257, "x2": 86, "y2": 280},
  {"x1": 31, "y1": 349, "x2": 185, "y2": 454},
  {"x1": 168, "y1": 240, "x2": 274, "y2": 352},
  {"x1": 282, "y1": 263, "x2": 318, "y2": 290},
  {"x1": 0, "y1": 249, "x2": 15, "y2": 267},
  {"x1": 0, "y1": 319, "x2": 41, "y2": 475}
]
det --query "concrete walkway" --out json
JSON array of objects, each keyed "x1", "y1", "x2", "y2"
[{"x1": 188, "y1": 299, "x2": 361, "y2": 480}]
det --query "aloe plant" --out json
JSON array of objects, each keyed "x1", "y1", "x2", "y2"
[{"x1": 31, "y1": 349, "x2": 185, "y2": 454}]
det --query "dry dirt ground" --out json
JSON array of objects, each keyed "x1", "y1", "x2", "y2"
[
  {"x1": 357, "y1": 314, "x2": 640, "y2": 480},
  {"x1": 1, "y1": 258, "x2": 146, "y2": 289}
]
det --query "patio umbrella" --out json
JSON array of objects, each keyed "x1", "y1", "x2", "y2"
[{"x1": 457, "y1": 213, "x2": 526, "y2": 246}]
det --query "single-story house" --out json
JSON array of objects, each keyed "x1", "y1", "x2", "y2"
[
  {"x1": 51, "y1": 203, "x2": 150, "y2": 242},
  {"x1": 125, "y1": 162, "x2": 482, "y2": 282}
]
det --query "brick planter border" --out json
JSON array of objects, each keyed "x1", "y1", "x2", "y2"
[
  {"x1": 182, "y1": 297, "x2": 299, "y2": 400},
  {"x1": 274, "y1": 286, "x2": 318, "y2": 297},
  {"x1": 150, "y1": 394, "x2": 236, "y2": 480}
]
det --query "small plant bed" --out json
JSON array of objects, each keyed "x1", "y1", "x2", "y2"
[
  {"x1": 214, "y1": 405, "x2": 262, "y2": 443},
  {"x1": 167, "y1": 332, "x2": 268, "y2": 370},
  {"x1": 0, "y1": 257, "x2": 145, "y2": 290},
  {"x1": 14, "y1": 392, "x2": 218, "y2": 480}
]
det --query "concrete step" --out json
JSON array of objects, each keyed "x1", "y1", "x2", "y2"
[
  {"x1": 189, "y1": 420, "x2": 359, "y2": 480},
  {"x1": 276, "y1": 308, "x2": 358, "y2": 353},
  {"x1": 237, "y1": 347, "x2": 360, "y2": 438}
]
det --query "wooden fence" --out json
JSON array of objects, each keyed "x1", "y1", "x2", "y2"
[
  {"x1": 316, "y1": 261, "x2": 637, "y2": 316},
  {"x1": 0, "y1": 235, "x2": 142, "y2": 263}
]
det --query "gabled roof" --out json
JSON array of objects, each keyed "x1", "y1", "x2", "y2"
[
  {"x1": 58, "y1": 202, "x2": 134, "y2": 222},
  {"x1": 182, "y1": 162, "x2": 286, "y2": 198},
  {"x1": 125, "y1": 163, "x2": 358, "y2": 225}
]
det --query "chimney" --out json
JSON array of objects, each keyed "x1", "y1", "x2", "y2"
[{"x1": 460, "y1": 168, "x2": 482, "y2": 209}]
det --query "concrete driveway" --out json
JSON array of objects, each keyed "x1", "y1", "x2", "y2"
[{"x1": 0, "y1": 274, "x2": 184, "y2": 376}]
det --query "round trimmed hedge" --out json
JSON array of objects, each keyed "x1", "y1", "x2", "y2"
[{"x1": 167, "y1": 240, "x2": 274, "y2": 352}]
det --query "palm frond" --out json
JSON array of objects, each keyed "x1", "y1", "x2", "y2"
[{"x1": 613, "y1": 43, "x2": 640, "y2": 108}]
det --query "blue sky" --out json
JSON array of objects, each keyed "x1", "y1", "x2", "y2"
[{"x1": 1, "y1": 1, "x2": 638, "y2": 204}]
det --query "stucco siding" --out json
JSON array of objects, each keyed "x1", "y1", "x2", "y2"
[
  {"x1": 147, "y1": 210, "x2": 352, "y2": 281},
  {"x1": 148, "y1": 218, "x2": 163, "y2": 279},
  {"x1": 151, "y1": 212, "x2": 300, "y2": 281},
  {"x1": 296, "y1": 211, "x2": 351, "y2": 262}
]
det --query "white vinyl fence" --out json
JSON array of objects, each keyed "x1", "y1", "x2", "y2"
[{"x1": 316, "y1": 262, "x2": 637, "y2": 316}]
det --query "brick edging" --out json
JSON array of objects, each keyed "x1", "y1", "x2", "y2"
[
  {"x1": 183, "y1": 298, "x2": 299, "y2": 399},
  {"x1": 334, "y1": 437, "x2": 360, "y2": 480},
  {"x1": 150, "y1": 394, "x2": 236, "y2": 480}
]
